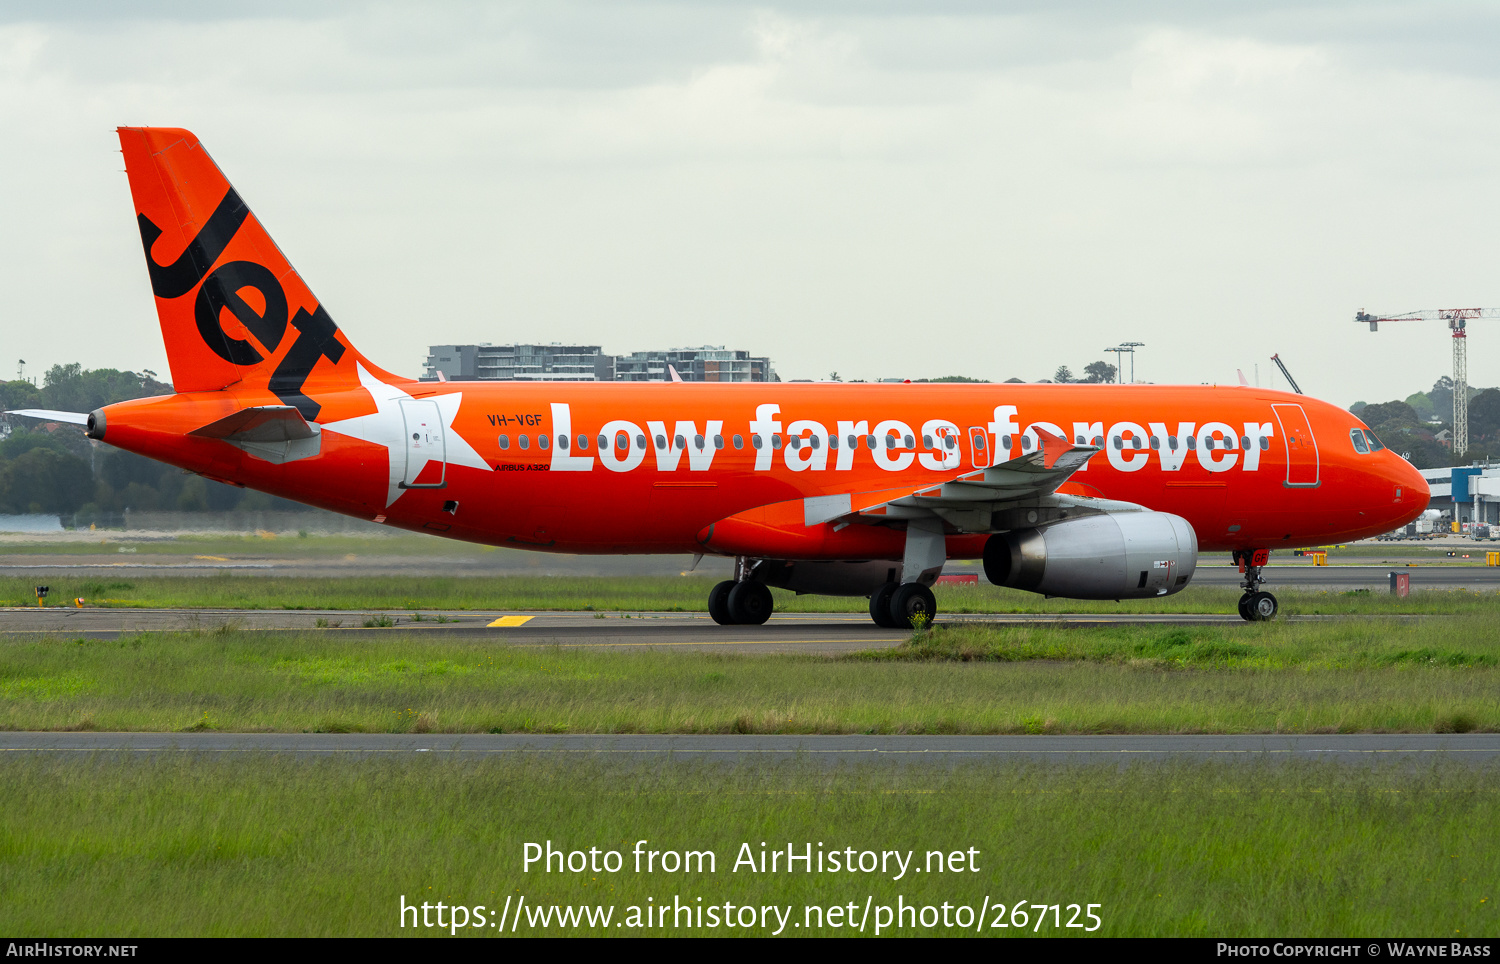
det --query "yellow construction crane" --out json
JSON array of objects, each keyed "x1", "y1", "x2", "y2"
[{"x1": 1354, "y1": 307, "x2": 1500, "y2": 456}]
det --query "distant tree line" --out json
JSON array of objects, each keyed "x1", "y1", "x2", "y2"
[
  {"x1": 0, "y1": 365, "x2": 302, "y2": 518},
  {"x1": 1051, "y1": 361, "x2": 1119, "y2": 384},
  {"x1": 1351, "y1": 376, "x2": 1500, "y2": 469}
]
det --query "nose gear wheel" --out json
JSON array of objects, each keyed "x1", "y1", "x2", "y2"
[{"x1": 1234, "y1": 549, "x2": 1278, "y2": 622}]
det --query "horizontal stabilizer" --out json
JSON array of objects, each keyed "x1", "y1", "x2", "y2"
[
  {"x1": 5, "y1": 409, "x2": 89, "y2": 425},
  {"x1": 188, "y1": 406, "x2": 321, "y2": 465},
  {"x1": 189, "y1": 406, "x2": 317, "y2": 443}
]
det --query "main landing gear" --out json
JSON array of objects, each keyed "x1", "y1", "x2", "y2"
[
  {"x1": 708, "y1": 579, "x2": 773, "y2": 625},
  {"x1": 870, "y1": 518, "x2": 945, "y2": 629},
  {"x1": 1234, "y1": 548, "x2": 1278, "y2": 621},
  {"x1": 708, "y1": 559, "x2": 774, "y2": 626},
  {"x1": 869, "y1": 581, "x2": 937, "y2": 629}
]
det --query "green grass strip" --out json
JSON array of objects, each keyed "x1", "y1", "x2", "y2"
[
  {"x1": 0, "y1": 755, "x2": 1494, "y2": 936},
  {"x1": 2, "y1": 619, "x2": 1496, "y2": 734}
]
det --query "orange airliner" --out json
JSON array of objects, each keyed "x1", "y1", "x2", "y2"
[{"x1": 12, "y1": 128, "x2": 1429, "y2": 626}]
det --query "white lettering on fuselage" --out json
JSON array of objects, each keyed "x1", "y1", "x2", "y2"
[{"x1": 537, "y1": 403, "x2": 1277, "y2": 476}]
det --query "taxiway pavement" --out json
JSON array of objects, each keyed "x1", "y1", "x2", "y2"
[
  {"x1": 0, "y1": 608, "x2": 1416, "y2": 653},
  {"x1": 5, "y1": 554, "x2": 1499, "y2": 590},
  {"x1": 3, "y1": 732, "x2": 1496, "y2": 765}
]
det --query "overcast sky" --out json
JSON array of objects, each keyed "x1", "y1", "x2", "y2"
[{"x1": 4, "y1": 1, "x2": 1500, "y2": 405}]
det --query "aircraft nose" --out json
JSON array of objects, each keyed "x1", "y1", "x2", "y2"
[
  {"x1": 1385, "y1": 455, "x2": 1430, "y2": 525},
  {"x1": 1400, "y1": 458, "x2": 1429, "y2": 502}
]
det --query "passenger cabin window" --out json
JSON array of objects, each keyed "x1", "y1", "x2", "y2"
[
  {"x1": 1350, "y1": 429, "x2": 1369, "y2": 454},
  {"x1": 518, "y1": 435, "x2": 530, "y2": 450},
  {"x1": 1364, "y1": 429, "x2": 1385, "y2": 452},
  {"x1": 498, "y1": 435, "x2": 510, "y2": 450}
]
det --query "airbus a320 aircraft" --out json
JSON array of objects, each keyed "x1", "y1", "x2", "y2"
[{"x1": 12, "y1": 128, "x2": 1429, "y2": 627}]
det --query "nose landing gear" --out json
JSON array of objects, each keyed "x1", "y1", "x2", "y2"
[{"x1": 1234, "y1": 548, "x2": 1278, "y2": 621}]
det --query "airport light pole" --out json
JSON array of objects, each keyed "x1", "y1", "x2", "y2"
[
  {"x1": 1103, "y1": 346, "x2": 1127, "y2": 384},
  {"x1": 1118, "y1": 342, "x2": 1144, "y2": 383}
]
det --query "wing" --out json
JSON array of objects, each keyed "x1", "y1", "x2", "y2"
[
  {"x1": 804, "y1": 427, "x2": 1127, "y2": 531},
  {"x1": 699, "y1": 429, "x2": 1148, "y2": 558}
]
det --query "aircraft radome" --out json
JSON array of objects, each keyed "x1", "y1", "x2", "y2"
[{"x1": 7, "y1": 128, "x2": 1429, "y2": 627}]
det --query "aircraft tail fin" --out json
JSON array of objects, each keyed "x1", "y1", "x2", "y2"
[{"x1": 117, "y1": 127, "x2": 388, "y2": 419}]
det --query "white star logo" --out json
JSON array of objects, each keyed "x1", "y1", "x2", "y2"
[{"x1": 321, "y1": 363, "x2": 489, "y2": 507}]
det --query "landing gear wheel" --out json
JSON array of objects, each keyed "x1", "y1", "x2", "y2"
[
  {"x1": 869, "y1": 583, "x2": 899, "y2": 628},
  {"x1": 708, "y1": 580, "x2": 736, "y2": 625},
  {"x1": 1247, "y1": 591, "x2": 1278, "y2": 621},
  {"x1": 1237, "y1": 595, "x2": 1253, "y2": 622},
  {"x1": 727, "y1": 581, "x2": 773, "y2": 625},
  {"x1": 888, "y1": 583, "x2": 938, "y2": 629}
]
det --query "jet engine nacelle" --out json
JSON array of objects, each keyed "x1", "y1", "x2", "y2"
[{"x1": 983, "y1": 511, "x2": 1198, "y2": 600}]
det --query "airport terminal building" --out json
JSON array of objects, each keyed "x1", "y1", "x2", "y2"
[
  {"x1": 423, "y1": 344, "x2": 778, "y2": 383},
  {"x1": 1420, "y1": 464, "x2": 1500, "y2": 526}
]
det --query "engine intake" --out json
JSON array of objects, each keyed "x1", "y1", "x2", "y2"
[{"x1": 983, "y1": 511, "x2": 1198, "y2": 599}]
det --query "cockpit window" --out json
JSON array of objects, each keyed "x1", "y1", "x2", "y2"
[
  {"x1": 1349, "y1": 428, "x2": 1369, "y2": 454},
  {"x1": 1363, "y1": 429, "x2": 1385, "y2": 452}
]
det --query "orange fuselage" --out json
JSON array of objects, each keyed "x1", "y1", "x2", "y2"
[
  {"x1": 96, "y1": 125, "x2": 1428, "y2": 567},
  {"x1": 99, "y1": 379, "x2": 1428, "y2": 558}
]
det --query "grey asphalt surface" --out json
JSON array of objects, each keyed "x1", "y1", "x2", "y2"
[
  {"x1": 4, "y1": 733, "x2": 1497, "y2": 765},
  {"x1": 1191, "y1": 564, "x2": 1500, "y2": 589},
  {"x1": 0, "y1": 608, "x2": 1417, "y2": 653},
  {"x1": 5, "y1": 553, "x2": 1500, "y2": 589}
]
